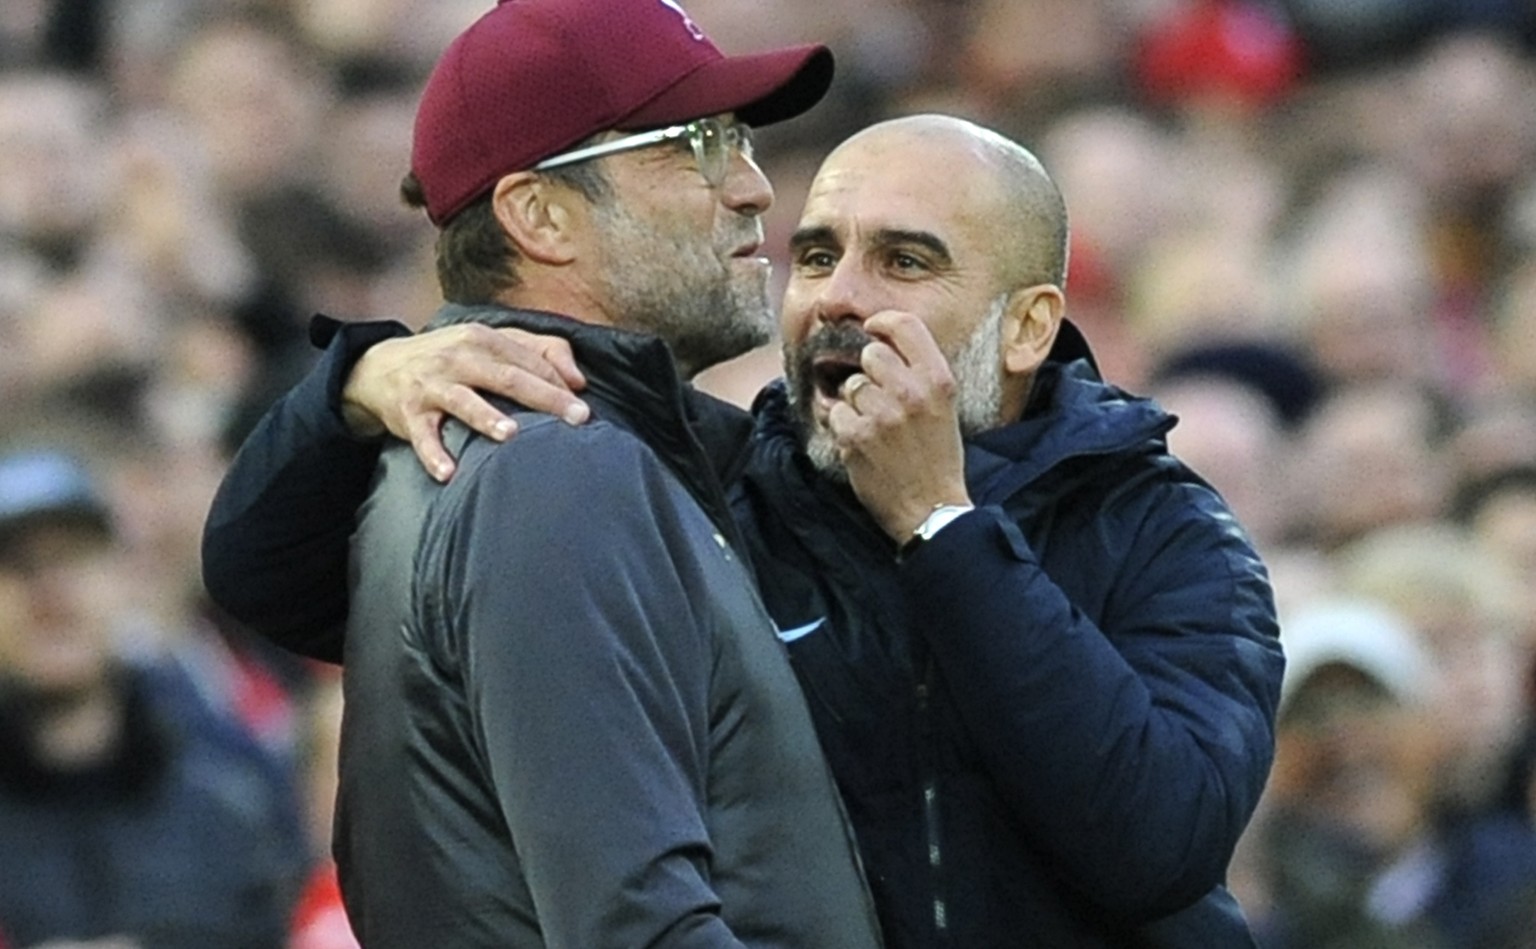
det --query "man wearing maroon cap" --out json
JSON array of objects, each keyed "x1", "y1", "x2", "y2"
[
  {"x1": 220, "y1": 1, "x2": 884, "y2": 947},
  {"x1": 207, "y1": 6, "x2": 1281, "y2": 949}
]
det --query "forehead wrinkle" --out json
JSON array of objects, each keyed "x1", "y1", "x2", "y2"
[
  {"x1": 821, "y1": 146, "x2": 997, "y2": 266},
  {"x1": 839, "y1": 119, "x2": 1066, "y2": 288}
]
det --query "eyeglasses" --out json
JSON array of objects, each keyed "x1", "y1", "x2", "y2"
[{"x1": 534, "y1": 117, "x2": 754, "y2": 188}]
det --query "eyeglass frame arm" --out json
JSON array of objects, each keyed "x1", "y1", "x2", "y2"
[{"x1": 532, "y1": 125, "x2": 690, "y2": 172}]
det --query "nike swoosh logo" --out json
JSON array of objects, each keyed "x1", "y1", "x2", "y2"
[{"x1": 775, "y1": 618, "x2": 825, "y2": 643}]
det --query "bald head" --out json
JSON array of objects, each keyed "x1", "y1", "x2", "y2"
[
  {"x1": 781, "y1": 114, "x2": 1073, "y2": 465},
  {"x1": 825, "y1": 115, "x2": 1069, "y2": 291}
]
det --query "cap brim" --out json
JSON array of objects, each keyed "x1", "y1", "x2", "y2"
[{"x1": 620, "y1": 43, "x2": 834, "y2": 130}]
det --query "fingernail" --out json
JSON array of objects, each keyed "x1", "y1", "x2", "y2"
[
  {"x1": 563, "y1": 403, "x2": 590, "y2": 425},
  {"x1": 492, "y1": 418, "x2": 515, "y2": 440},
  {"x1": 434, "y1": 461, "x2": 453, "y2": 482}
]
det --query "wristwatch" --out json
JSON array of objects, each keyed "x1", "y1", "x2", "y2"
[{"x1": 899, "y1": 503, "x2": 975, "y2": 560}]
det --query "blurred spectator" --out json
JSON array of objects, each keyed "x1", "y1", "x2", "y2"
[
  {"x1": 1336, "y1": 523, "x2": 1527, "y2": 815},
  {"x1": 1132, "y1": 0, "x2": 1305, "y2": 114},
  {"x1": 1150, "y1": 368, "x2": 1293, "y2": 550},
  {"x1": 11, "y1": 269, "x2": 161, "y2": 405},
  {"x1": 1126, "y1": 225, "x2": 1282, "y2": 363},
  {"x1": 1041, "y1": 106, "x2": 1172, "y2": 305},
  {"x1": 954, "y1": 0, "x2": 1121, "y2": 122},
  {"x1": 164, "y1": 12, "x2": 330, "y2": 207},
  {"x1": 1126, "y1": 132, "x2": 1293, "y2": 363},
  {"x1": 0, "y1": 72, "x2": 110, "y2": 270},
  {"x1": 160, "y1": 10, "x2": 349, "y2": 406},
  {"x1": 1490, "y1": 259, "x2": 1536, "y2": 397},
  {"x1": 1399, "y1": 32, "x2": 1536, "y2": 229},
  {"x1": 313, "y1": 70, "x2": 425, "y2": 261},
  {"x1": 0, "y1": 0, "x2": 1532, "y2": 942},
  {"x1": 297, "y1": 0, "x2": 491, "y2": 77},
  {"x1": 100, "y1": 112, "x2": 258, "y2": 322},
  {"x1": 0, "y1": 0, "x2": 50, "y2": 65},
  {"x1": 1454, "y1": 464, "x2": 1536, "y2": 687},
  {"x1": 1153, "y1": 339, "x2": 1323, "y2": 429},
  {"x1": 1282, "y1": 0, "x2": 1535, "y2": 71},
  {"x1": 1449, "y1": 394, "x2": 1536, "y2": 492},
  {"x1": 1256, "y1": 598, "x2": 1443, "y2": 949},
  {"x1": 1285, "y1": 164, "x2": 1448, "y2": 392},
  {"x1": 1253, "y1": 598, "x2": 1536, "y2": 949},
  {"x1": 0, "y1": 446, "x2": 308, "y2": 949},
  {"x1": 1397, "y1": 33, "x2": 1536, "y2": 391},
  {"x1": 1281, "y1": 0, "x2": 1437, "y2": 69},
  {"x1": 1289, "y1": 381, "x2": 1451, "y2": 549},
  {"x1": 1038, "y1": 105, "x2": 1176, "y2": 385},
  {"x1": 5, "y1": 387, "x2": 316, "y2": 872},
  {"x1": 1148, "y1": 338, "x2": 1322, "y2": 554}
]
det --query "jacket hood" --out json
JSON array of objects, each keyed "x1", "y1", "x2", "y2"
[{"x1": 965, "y1": 358, "x2": 1174, "y2": 505}]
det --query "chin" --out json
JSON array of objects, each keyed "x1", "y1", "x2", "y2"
[
  {"x1": 731, "y1": 271, "x2": 771, "y2": 312},
  {"x1": 803, "y1": 429, "x2": 849, "y2": 483}
]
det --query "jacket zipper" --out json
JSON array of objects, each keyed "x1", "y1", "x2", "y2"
[{"x1": 916, "y1": 665, "x2": 948, "y2": 941}]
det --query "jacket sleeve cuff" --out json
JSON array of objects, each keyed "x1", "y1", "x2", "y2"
[
  {"x1": 307, "y1": 315, "x2": 413, "y2": 435},
  {"x1": 898, "y1": 504, "x2": 1034, "y2": 577}
]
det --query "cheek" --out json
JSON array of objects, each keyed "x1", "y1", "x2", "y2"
[
  {"x1": 778, "y1": 281, "x2": 815, "y2": 341},
  {"x1": 928, "y1": 315, "x2": 980, "y2": 362}
]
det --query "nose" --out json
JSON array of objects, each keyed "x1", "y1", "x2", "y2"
[
  {"x1": 809, "y1": 255, "x2": 876, "y2": 329},
  {"x1": 719, "y1": 151, "x2": 773, "y2": 217}
]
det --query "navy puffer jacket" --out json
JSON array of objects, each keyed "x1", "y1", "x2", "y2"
[{"x1": 736, "y1": 353, "x2": 1283, "y2": 949}]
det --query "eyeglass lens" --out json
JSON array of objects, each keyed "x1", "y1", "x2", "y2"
[{"x1": 689, "y1": 119, "x2": 753, "y2": 187}]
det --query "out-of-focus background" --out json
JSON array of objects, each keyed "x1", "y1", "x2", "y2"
[{"x1": 1, "y1": 1, "x2": 1535, "y2": 947}]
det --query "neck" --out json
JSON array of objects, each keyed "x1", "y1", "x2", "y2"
[
  {"x1": 480, "y1": 290, "x2": 696, "y2": 381},
  {"x1": 997, "y1": 372, "x2": 1035, "y2": 426},
  {"x1": 496, "y1": 267, "x2": 617, "y2": 329}
]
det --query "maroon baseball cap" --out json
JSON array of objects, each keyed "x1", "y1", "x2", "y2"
[{"x1": 412, "y1": 0, "x2": 835, "y2": 225}]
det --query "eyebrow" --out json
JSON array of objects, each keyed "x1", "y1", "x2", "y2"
[
  {"x1": 789, "y1": 225, "x2": 837, "y2": 255},
  {"x1": 872, "y1": 228, "x2": 952, "y2": 267},
  {"x1": 788, "y1": 225, "x2": 954, "y2": 267}
]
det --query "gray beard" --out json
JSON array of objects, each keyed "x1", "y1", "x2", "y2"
[
  {"x1": 607, "y1": 267, "x2": 772, "y2": 379},
  {"x1": 589, "y1": 201, "x2": 772, "y2": 379},
  {"x1": 791, "y1": 295, "x2": 1007, "y2": 481}
]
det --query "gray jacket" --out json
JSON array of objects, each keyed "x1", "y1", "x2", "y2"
[{"x1": 334, "y1": 304, "x2": 883, "y2": 949}]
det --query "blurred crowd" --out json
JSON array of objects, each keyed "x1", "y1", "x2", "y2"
[{"x1": 2, "y1": 0, "x2": 1536, "y2": 947}]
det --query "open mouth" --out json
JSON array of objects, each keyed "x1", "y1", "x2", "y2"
[{"x1": 811, "y1": 355, "x2": 863, "y2": 399}]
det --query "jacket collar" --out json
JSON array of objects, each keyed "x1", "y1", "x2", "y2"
[
  {"x1": 963, "y1": 358, "x2": 1173, "y2": 504},
  {"x1": 426, "y1": 303, "x2": 756, "y2": 537}
]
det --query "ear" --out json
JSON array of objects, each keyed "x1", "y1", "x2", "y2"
[
  {"x1": 490, "y1": 172, "x2": 581, "y2": 266},
  {"x1": 1002, "y1": 284, "x2": 1065, "y2": 377}
]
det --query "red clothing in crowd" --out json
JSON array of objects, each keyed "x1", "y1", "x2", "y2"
[{"x1": 290, "y1": 861, "x2": 361, "y2": 949}]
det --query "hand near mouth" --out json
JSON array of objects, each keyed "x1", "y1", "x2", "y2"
[{"x1": 825, "y1": 310, "x2": 972, "y2": 545}]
